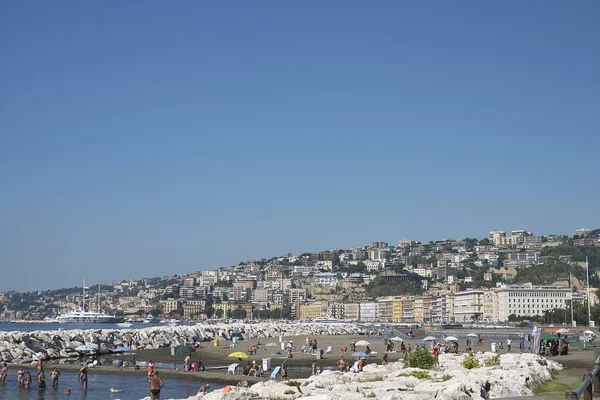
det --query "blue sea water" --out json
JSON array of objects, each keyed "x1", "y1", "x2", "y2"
[{"x1": 0, "y1": 371, "x2": 223, "y2": 400}]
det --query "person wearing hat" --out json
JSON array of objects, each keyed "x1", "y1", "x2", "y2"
[{"x1": 247, "y1": 361, "x2": 258, "y2": 376}]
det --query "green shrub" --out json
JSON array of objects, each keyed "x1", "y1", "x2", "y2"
[
  {"x1": 461, "y1": 352, "x2": 480, "y2": 369},
  {"x1": 406, "y1": 348, "x2": 435, "y2": 369},
  {"x1": 409, "y1": 371, "x2": 431, "y2": 379},
  {"x1": 440, "y1": 375, "x2": 452, "y2": 382},
  {"x1": 484, "y1": 355, "x2": 500, "y2": 367}
]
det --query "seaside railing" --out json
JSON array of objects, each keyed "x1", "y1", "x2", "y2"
[{"x1": 564, "y1": 357, "x2": 600, "y2": 400}]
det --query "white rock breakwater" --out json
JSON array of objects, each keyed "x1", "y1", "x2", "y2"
[
  {"x1": 190, "y1": 352, "x2": 560, "y2": 400},
  {"x1": 0, "y1": 323, "x2": 361, "y2": 363}
]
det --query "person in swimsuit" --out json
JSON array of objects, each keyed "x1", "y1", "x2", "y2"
[
  {"x1": 17, "y1": 367, "x2": 25, "y2": 386},
  {"x1": 24, "y1": 371, "x2": 31, "y2": 388},
  {"x1": 149, "y1": 371, "x2": 164, "y2": 400},
  {"x1": 50, "y1": 367, "x2": 61, "y2": 386},
  {"x1": 37, "y1": 370, "x2": 46, "y2": 390},
  {"x1": 147, "y1": 360, "x2": 155, "y2": 381},
  {"x1": 78, "y1": 366, "x2": 88, "y2": 390},
  {"x1": 281, "y1": 360, "x2": 288, "y2": 381},
  {"x1": 336, "y1": 356, "x2": 347, "y2": 372},
  {"x1": 36, "y1": 360, "x2": 43, "y2": 374},
  {"x1": 197, "y1": 383, "x2": 210, "y2": 394},
  {"x1": 0, "y1": 363, "x2": 7, "y2": 381}
]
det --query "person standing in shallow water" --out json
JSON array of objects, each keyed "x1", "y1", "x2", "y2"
[
  {"x1": 37, "y1": 369, "x2": 46, "y2": 390},
  {"x1": 0, "y1": 363, "x2": 7, "y2": 381},
  {"x1": 149, "y1": 372, "x2": 164, "y2": 400},
  {"x1": 50, "y1": 367, "x2": 61, "y2": 386},
  {"x1": 78, "y1": 366, "x2": 88, "y2": 390}
]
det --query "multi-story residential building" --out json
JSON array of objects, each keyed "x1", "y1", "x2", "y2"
[
  {"x1": 453, "y1": 290, "x2": 484, "y2": 322},
  {"x1": 372, "y1": 242, "x2": 389, "y2": 249},
  {"x1": 413, "y1": 268, "x2": 433, "y2": 278},
  {"x1": 233, "y1": 280, "x2": 256, "y2": 290},
  {"x1": 251, "y1": 289, "x2": 272, "y2": 303},
  {"x1": 575, "y1": 228, "x2": 593, "y2": 238},
  {"x1": 359, "y1": 302, "x2": 378, "y2": 322},
  {"x1": 315, "y1": 273, "x2": 340, "y2": 286},
  {"x1": 401, "y1": 298, "x2": 414, "y2": 323},
  {"x1": 183, "y1": 277, "x2": 196, "y2": 287},
  {"x1": 343, "y1": 303, "x2": 360, "y2": 321},
  {"x1": 160, "y1": 299, "x2": 182, "y2": 313},
  {"x1": 483, "y1": 290, "x2": 499, "y2": 322},
  {"x1": 413, "y1": 296, "x2": 432, "y2": 323},
  {"x1": 326, "y1": 301, "x2": 345, "y2": 319},
  {"x1": 231, "y1": 287, "x2": 250, "y2": 302},
  {"x1": 288, "y1": 288, "x2": 307, "y2": 304},
  {"x1": 179, "y1": 286, "x2": 196, "y2": 299},
  {"x1": 214, "y1": 302, "x2": 234, "y2": 315},
  {"x1": 369, "y1": 249, "x2": 389, "y2": 261},
  {"x1": 377, "y1": 297, "x2": 394, "y2": 323},
  {"x1": 365, "y1": 260, "x2": 384, "y2": 272},
  {"x1": 507, "y1": 251, "x2": 540, "y2": 263},
  {"x1": 497, "y1": 284, "x2": 572, "y2": 321},
  {"x1": 314, "y1": 260, "x2": 333, "y2": 271},
  {"x1": 292, "y1": 265, "x2": 313, "y2": 277},
  {"x1": 272, "y1": 292, "x2": 289, "y2": 308},
  {"x1": 298, "y1": 301, "x2": 325, "y2": 321},
  {"x1": 183, "y1": 300, "x2": 205, "y2": 319},
  {"x1": 392, "y1": 297, "x2": 405, "y2": 323},
  {"x1": 199, "y1": 271, "x2": 219, "y2": 286}
]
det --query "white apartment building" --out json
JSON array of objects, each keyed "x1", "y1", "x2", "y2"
[
  {"x1": 365, "y1": 260, "x2": 384, "y2": 272},
  {"x1": 314, "y1": 260, "x2": 333, "y2": 271},
  {"x1": 483, "y1": 290, "x2": 499, "y2": 322},
  {"x1": 343, "y1": 303, "x2": 360, "y2": 321},
  {"x1": 359, "y1": 302, "x2": 379, "y2": 322},
  {"x1": 315, "y1": 273, "x2": 340, "y2": 286},
  {"x1": 454, "y1": 290, "x2": 484, "y2": 322},
  {"x1": 497, "y1": 284, "x2": 572, "y2": 321},
  {"x1": 413, "y1": 268, "x2": 433, "y2": 278}
]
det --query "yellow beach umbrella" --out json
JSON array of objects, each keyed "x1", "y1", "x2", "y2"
[{"x1": 228, "y1": 351, "x2": 248, "y2": 360}]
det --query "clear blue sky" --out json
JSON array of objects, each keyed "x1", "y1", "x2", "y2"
[{"x1": 1, "y1": 1, "x2": 599, "y2": 292}]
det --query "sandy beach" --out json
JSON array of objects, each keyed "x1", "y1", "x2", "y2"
[{"x1": 40, "y1": 332, "x2": 597, "y2": 391}]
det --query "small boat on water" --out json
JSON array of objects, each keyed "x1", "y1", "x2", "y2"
[
  {"x1": 116, "y1": 322, "x2": 133, "y2": 328},
  {"x1": 143, "y1": 315, "x2": 159, "y2": 324}
]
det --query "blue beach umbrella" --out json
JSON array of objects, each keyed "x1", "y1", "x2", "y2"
[
  {"x1": 75, "y1": 345, "x2": 95, "y2": 353},
  {"x1": 114, "y1": 346, "x2": 132, "y2": 353},
  {"x1": 352, "y1": 352, "x2": 369, "y2": 358}
]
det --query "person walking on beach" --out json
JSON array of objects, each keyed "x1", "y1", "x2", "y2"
[
  {"x1": 184, "y1": 355, "x2": 190, "y2": 371},
  {"x1": 147, "y1": 360, "x2": 155, "y2": 381},
  {"x1": 311, "y1": 360, "x2": 318, "y2": 375},
  {"x1": 149, "y1": 372, "x2": 164, "y2": 400},
  {"x1": 520, "y1": 337, "x2": 525, "y2": 352},
  {"x1": 0, "y1": 363, "x2": 7, "y2": 382},
  {"x1": 281, "y1": 360, "x2": 288, "y2": 381},
  {"x1": 50, "y1": 367, "x2": 61, "y2": 386},
  {"x1": 17, "y1": 366, "x2": 25, "y2": 386},
  {"x1": 506, "y1": 338, "x2": 512, "y2": 353},
  {"x1": 78, "y1": 366, "x2": 88, "y2": 390}
]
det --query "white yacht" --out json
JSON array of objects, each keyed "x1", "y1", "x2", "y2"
[
  {"x1": 57, "y1": 309, "x2": 120, "y2": 324},
  {"x1": 143, "y1": 315, "x2": 159, "y2": 323},
  {"x1": 56, "y1": 280, "x2": 122, "y2": 324},
  {"x1": 116, "y1": 322, "x2": 133, "y2": 327}
]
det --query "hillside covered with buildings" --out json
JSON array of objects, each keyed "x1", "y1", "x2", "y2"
[{"x1": 2, "y1": 228, "x2": 600, "y2": 326}]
